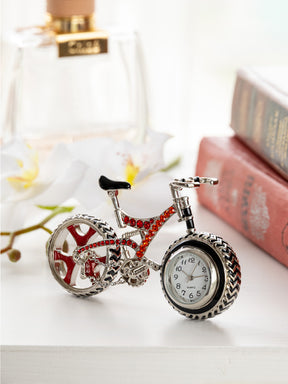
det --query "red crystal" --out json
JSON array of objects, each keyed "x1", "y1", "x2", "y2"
[
  {"x1": 137, "y1": 220, "x2": 143, "y2": 228},
  {"x1": 144, "y1": 221, "x2": 150, "y2": 229},
  {"x1": 169, "y1": 206, "x2": 175, "y2": 214},
  {"x1": 132, "y1": 243, "x2": 137, "y2": 249},
  {"x1": 124, "y1": 216, "x2": 129, "y2": 224},
  {"x1": 130, "y1": 218, "x2": 136, "y2": 227},
  {"x1": 127, "y1": 240, "x2": 132, "y2": 246}
]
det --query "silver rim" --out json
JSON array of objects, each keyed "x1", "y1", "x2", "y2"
[{"x1": 47, "y1": 214, "x2": 121, "y2": 296}]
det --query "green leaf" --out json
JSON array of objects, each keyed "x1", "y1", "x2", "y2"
[
  {"x1": 37, "y1": 205, "x2": 60, "y2": 211},
  {"x1": 37, "y1": 205, "x2": 75, "y2": 213},
  {"x1": 58, "y1": 206, "x2": 75, "y2": 213}
]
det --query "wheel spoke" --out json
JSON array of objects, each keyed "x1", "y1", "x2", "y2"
[
  {"x1": 67, "y1": 224, "x2": 96, "y2": 246},
  {"x1": 54, "y1": 249, "x2": 76, "y2": 285},
  {"x1": 47, "y1": 215, "x2": 122, "y2": 296}
]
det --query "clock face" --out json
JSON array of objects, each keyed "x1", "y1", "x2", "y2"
[{"x1": 163, "y1": 246, "x2": 218, "y2": 309}]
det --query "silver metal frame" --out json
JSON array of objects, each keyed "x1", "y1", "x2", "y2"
[{"x1": 47, "y1": 176, "x2": 241, "y2": 319}]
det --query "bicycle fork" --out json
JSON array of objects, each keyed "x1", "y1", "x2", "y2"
[{"x1": 170, "y1": 184, "x2": 195, "y2": 234}]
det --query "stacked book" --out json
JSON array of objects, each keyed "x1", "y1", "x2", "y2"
[{"x1": 196, "y1": 67, "x2": 288, "y2": 267}]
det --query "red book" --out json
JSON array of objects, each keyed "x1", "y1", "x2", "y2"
[{"x1": 196, "y1": 136, "x2": 288, "y2": 267}]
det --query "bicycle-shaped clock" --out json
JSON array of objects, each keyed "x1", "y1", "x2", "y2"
[{"x1": 47, "y1": 175, "x2": 241, "y2": 319}]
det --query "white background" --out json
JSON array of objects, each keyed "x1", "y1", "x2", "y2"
[
  {"x1": 2, "y1": 1, "x2": 288, "y2": 383},
  {"x1": 2, "y1": 0, "x2": 288, "y2": 140}
]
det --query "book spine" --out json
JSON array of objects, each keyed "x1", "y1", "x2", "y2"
[
  {"x1": 231, "y1": 72, "x2": 288, "y2": 180},
  {"x1": 196, "y1": 137, "x2": 288, "y2": 267}
]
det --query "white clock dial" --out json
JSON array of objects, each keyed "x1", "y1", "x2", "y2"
[
  {"x1": 163, "y1": 246, "x2": 218, "y2": 310},
  {"x1": 171, "y1": 251, "x2": 211, "y2": 304}
]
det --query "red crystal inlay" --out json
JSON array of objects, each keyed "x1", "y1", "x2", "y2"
[
  {"x1": 122, "y1": 239, "x2": 126, "y2": 245},
  {"x1": 127, "y1": 240, "x2": 132, "y2": 246},
  {"x1": 144, "y1": 221, "x2": 150, "y2": 229},
  {"x1": 137, "y1": 220, "x2": 143, "y2": 228},
  {"x1": 124, "y1": 216, "x2": 129, "y2": 224},
  {"x1": 132, "y1": 243, "x2": 137, "y2": 249},
  {"x1": 135, "y1": 206, "x2": 176, "y2": 259},
  {"x1": 130, "y1": 218, "x2": 136, "y2": 227}
]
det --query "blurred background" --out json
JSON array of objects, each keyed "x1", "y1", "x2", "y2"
[{"x1": 1, "y1": 0, "x2": 288, "y2": 145}]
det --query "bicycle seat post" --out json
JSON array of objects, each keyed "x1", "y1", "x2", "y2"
[{"x1": 107, "y1": 190, "x2": 126, "y2": 228}]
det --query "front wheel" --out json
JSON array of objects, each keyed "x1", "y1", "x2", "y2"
[
  {"x1": 160, "y1": 232, "x2": 241, "y2": 320},
  {"x1": 47, "y1": 214, "x2": 121, "y2": 296}
]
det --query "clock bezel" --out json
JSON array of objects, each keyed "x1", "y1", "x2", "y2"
[{"x1": 163, "y1": 246, "x2": 219, "y2": 310}]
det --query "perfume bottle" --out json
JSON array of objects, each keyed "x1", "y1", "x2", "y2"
[{"x1": 3, "y1": 0, "x2": 147, "y2": 149}]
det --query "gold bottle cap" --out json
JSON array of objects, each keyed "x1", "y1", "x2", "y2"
[
  {"x1": 46, "y1": 0, "x2": 95, "y2": 33},
  {"x1": 47, "y1": 0, "x2": 95, "y2": 18}
]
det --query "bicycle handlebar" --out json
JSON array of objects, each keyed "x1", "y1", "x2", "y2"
[{"x1": 170, "y1": 176, "x2": 218, "y2": 189}]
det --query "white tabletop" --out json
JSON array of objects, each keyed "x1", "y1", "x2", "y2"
[{"x1": 2, "y1": 194, "x2": 288, "y2": 383}]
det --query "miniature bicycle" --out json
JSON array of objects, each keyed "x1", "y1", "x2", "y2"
[{"x1": 47, "y1": 175, "x2": 241, "y2": 319}]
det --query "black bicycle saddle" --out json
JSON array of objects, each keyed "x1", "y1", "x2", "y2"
[{"x1": 99, "y1": 175, "x2": 131, "y2": 191}]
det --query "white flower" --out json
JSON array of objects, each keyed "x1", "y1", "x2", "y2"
[
  {"x1": 1, "y1": 140, "x2": 87, "y2": 205},
  {"x1": 68, "y1": 129, "x2": 170, "y2": 208},
  {"x1": 1, "y1": 130, "x2": 173, "y2": 231}
]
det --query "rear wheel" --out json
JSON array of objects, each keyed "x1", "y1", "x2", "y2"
[{"x1": 47, "y1": 214, "x2": 121, "y2": 296}]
